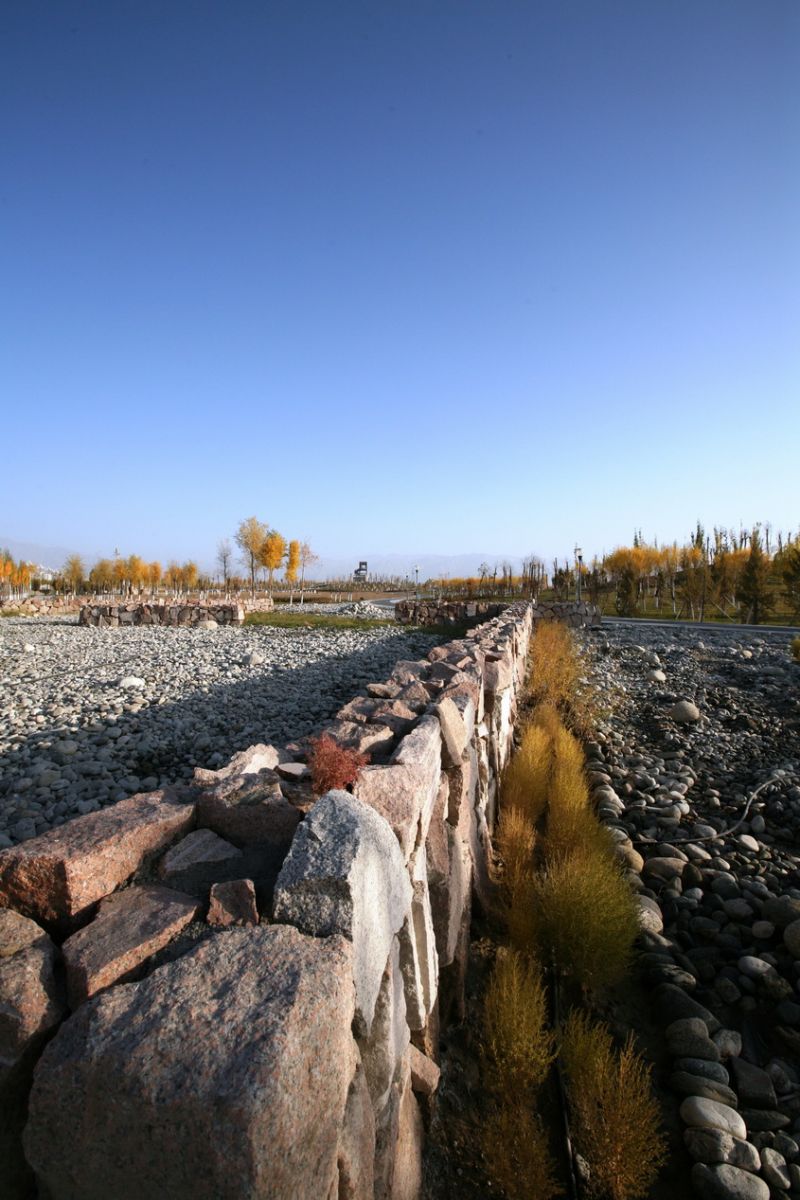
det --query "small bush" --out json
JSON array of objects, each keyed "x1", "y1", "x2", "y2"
[
  {"x1": 482, "y1": 949, "x2": 556, "y2": 1094},
  {"x1": 561, "y1": 1009, "x2": 667, "y2": 1200},
  {"x1": 792, "y1": 635, "x2": 800, "y2": 664},
  {"x1": 528, "y1": 620, "x2": 579, "y2": 711},
  {"x1": 497, "y1": 806, "x2": 537, "y2": 895},
  {"x1": 506, "y1": 870, "x2": 538, "y2": 953},
  {"x1": 532, "y1": 846, "x2": 639, "y2": 992},
  {"x1": 308, "y1": 735, "x2": 369, "y2": 795},
  {"x1": 501, "y1": 721, "x2": 553, "y2": 825},
  {"x1": 482, "y1": 1100, "x2": 562, "y2": 1200}
]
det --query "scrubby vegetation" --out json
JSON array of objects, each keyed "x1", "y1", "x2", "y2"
[
  {"x1": 792, "y1": 635, "x2": 800, "y2": 664},
  {"x1": 307, "y1": 734, "x2": 369, "y2": 795},
  {"x1": 481, "y1": 617, "x2": 664, "y2": 1199},
  {"x1": 561, "y1": 1010, "x2": 667, "y2": 1200},
  {"x1": 483, "y1": 950, "x2": 555, "y2": 1094}
]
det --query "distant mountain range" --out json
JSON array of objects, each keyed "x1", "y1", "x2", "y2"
[{"x1": 1, "y1": 537, "x2": 530, "y2": 582}]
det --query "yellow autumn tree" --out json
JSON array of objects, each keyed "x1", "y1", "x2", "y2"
[
  {"x1": 62, "y1": 554, "x2": 85, "y2": 594},
  {"x1": 259, "y1": 531, "x2": 286, "y2": 594},
  {"x1": 235, "y1": 517, "x2": 268, "y2": 596},
  {"x1": 147, "y1": 561, "x2": 162, "y2": 592},
  {"x1": 285, "y1": 539, "x2": 301, "y2": 601},
  {"x1": 182, "y1": 561, "x2": 199, "y2": 593}
]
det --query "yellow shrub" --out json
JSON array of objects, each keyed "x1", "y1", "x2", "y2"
[
  {"x1": 496, "y1": 806, "x2": 537, "y2": 894},
  {"x1": 506, "y1": 869, "x2": 538, "y2": 954},
  {"x1": 532, "y1": 846, "x2": 639, "y2": 991},
  {"x1": 561, "y1": 1010, "x2": 666, "y2": 1200},
  {"x1": 501, "y1": 721, "x2": 553, "y2": 826},
  {"x1": 528, "y1": 620, "x2": 579, "y2": 711},
  {"x1": 482, "y1": 1100, "x2": 562, "y2": 1200},
  {"x1": 483, "y1": 949, "x2": 556, "y2": 1094}
]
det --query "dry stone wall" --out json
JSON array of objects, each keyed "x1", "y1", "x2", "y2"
[
  {"x1": 8, "y1": 593, "x2": 275, "y2": 618},
  {"x1": 396, "y1": 597, "x2": 601, "y2": 628},
  {"x1": 0, "y1": 601, "x2": 535, "y2": 1199},
  {"x1": 77, "y1": 602, "x2": 246, "y2": 627}
]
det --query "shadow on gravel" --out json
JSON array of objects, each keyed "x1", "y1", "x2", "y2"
[{"x1": 1, "y1": 629, "x2": 439, "y2": 829}]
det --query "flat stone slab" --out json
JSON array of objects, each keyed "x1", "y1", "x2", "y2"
[
  {"x1": 0, "y1": 790, "x2": 195, "y2": 924},
  {"x1": 197, "y1": 773, "x2": 301, "y2": 849},
  {"x1": 158, "y1": 829, "x2": 243, "y2": 895},
  {"x1": 61, "y1": 885, "x2": 201, "y2": 1008},
  {"x1": 192, "y1": 744, "x2": 280, "y2": 788},
  {"x1": 25, "y1": 926, "x2": 358, "y2": 1200}
]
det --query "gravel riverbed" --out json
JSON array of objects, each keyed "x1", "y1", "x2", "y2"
[
  {"x1": 0, "y1": 615, "x2": 437, "y2": 847},
  {"x1": 582, "y1": 621, "x2": 800, "y2": 1196}
]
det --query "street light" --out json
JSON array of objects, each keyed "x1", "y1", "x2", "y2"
[
  {"x1": 574, "y1": 546, "x2": 583, "y2": 602},
  {"x1": 414, "y1": 565, "x2": 420, "y2": 600}
]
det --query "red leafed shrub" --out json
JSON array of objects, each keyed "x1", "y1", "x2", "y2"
[{"x1": 308, "y1": 735, "x2": 369, "y2": 796}]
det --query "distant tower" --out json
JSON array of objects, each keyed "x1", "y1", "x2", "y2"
[{"x1": 353, "y1": 561, "x2": 368, "y2": 581}]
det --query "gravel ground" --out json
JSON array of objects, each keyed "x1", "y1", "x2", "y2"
[
  {"x1": 0, "y1": 614, "x2": 437, "y2": 847},
  {"x1": 581, "y1": 620, "x2": 800, "y2": 1190}
]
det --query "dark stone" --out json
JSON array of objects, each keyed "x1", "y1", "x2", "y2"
[
  {"x1": 669, "y1": 1072, "x2": 739, "y2": 1106},
  {"x1": 740, "y1": 1108, "x2": 790, "y2": 1131},
  {"x1": 655, "y1": 983, "x2": 722, "y2": 1033},
  {"x1": 730, "y1": 1058, "x2": 778, "y2": 1109},
  {"x1": 675, "y1": 1058, "x2": 730, "y2": 1085}
]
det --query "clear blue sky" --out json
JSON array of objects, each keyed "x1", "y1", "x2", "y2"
[{"x1": 2, "y1": 1, "x2": 798, "y2": 571}]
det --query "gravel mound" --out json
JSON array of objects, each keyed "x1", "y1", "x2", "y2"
[{"x1": 0, "y1": 617, "x2": 437, "y2": 846}]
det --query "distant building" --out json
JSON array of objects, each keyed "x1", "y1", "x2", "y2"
[{"x1": 353, "y1": 561, "x2": 368, "y2": 581}]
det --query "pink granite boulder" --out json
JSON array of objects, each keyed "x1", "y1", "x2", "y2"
[
  {"x1": 207, "y1": 878, "x2": 259, "y2": 927},
  {"x1": 24, "y1": 926, "x2": 363, "y2": 1200},
  {"x1": 61, "y1": 885, "x2": 201, "y2": 1008},
  {"x1": 0, "y1": 790, "x2": 195, "y2": 925},
  {"x1": 0, "y1": 910, "x2": 66, "y2": 1200}
]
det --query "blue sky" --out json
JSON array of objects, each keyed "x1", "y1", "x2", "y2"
[{"x1": 2, "y1": 1, "x2": 798, "y2": 572}]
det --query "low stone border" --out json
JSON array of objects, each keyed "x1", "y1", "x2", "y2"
[
  {"x1": 77, "y1": 603, "x2": 245, "y2": 627},
  {"x1": 396, "y1": 598, "x2": 601, "y2": 628}
]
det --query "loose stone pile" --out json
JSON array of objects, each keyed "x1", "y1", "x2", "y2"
[
  {"x1": 0, "y1": 616, "x2": 437, "y2": 846},
  {"x1": 583, "y1": 622, "x2": 800, "y2": 1200}
]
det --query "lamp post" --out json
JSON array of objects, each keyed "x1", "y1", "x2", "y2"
[
  {"x1": 414, "y1": 565, "x2": 420, "y2": 600},
  {"x1": 575, "y1": 546, "x2": 583, "y2": 602}
]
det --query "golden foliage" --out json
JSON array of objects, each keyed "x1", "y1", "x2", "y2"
[
  {"x1": 285, "y1": 539, "x2": 300, "y2": 584},
  {"x1": 500, "y1": 720, "x2": 553, "y2": 826},
  {"x1": 482, "y1": 1100, "x2": 562, "y2": 1200},
  {"x1": 260, "y1": 530, "x2": 286, "y2": 575},
  {"x1": 506, "y1": 870, "x2": 538, "y2": 954},
  {"x1": 561, "y1": 1010, "x2": 667, "y2": 1200},
  {"x1": 792, "y1": 635, "x2": 800, "y2": 664},
  {"x1": 496, "y1": 806, "x2": 537, "y2": 895},
  {"x1": 531, "y1": 845, "x2": 638, "y2": 992},
  {"x1": 482, "y1": 949, "x2": 556, "y2": 1095},
  {"x1": 528, "y1": 620, "x2": 579, "y2": 710}
]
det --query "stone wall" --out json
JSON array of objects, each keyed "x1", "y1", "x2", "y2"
[
  {"x1": 0, "y1": 602, "x2": 535, "y2": 1199},
  {"x1": 7, "y1": 593, "x2": 275, "y2": 618},
  {"x1": 396, "y1": 597, "x2": 602, "y2": 628},
  {"x1": 77, "y1": 602, "x2": 246, "y2": 627}
]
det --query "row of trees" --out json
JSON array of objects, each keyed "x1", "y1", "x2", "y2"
[
  {"x1": 0, "y1": 551, "x2": 33, "y2": 599},
  {"x1": 593, "y1": 524, "x2": 800, "y2": 623},
  {"x1": 228, "y1": 518, "x2": 317, "y2": 599}
]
